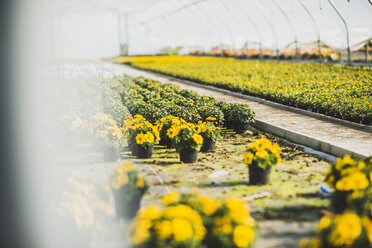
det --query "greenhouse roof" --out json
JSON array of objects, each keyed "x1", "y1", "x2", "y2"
[{"x1": 40, "y1": 0, "x2": 372, "y2": 58}]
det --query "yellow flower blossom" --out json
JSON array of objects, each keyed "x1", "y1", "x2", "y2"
[
  {"x1": 329, "y1": 212, "x2": 362, "y2": 246},
  {"x1": 233, "y1": 225, "x2": 255, "y2": 247},
  {"x1": 161, "y1": 191, "x2": 181, "y2": 205},
  {"x1": 172, "y1": 218, "x2": 193, "y2": 241},
  {"x1": 192, "y1": 133, "x2": 203, "y2": 145}
]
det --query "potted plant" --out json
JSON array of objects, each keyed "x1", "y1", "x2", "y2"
[
  {"x1": 243, "y1": 138, "x2": 281, "y2": 185},
  {"x1": 160, "y1": 190, "x2": 257, "y2": 248},
  {"x1": 111, "y1": 161, "x2": 149, "y2": 219},
  {"x1": 89, "y1": 113, "x2": 125, "y2": 162},
  {"x1": 324, "y1": 155, "x2": 372, "y2": 214},
  {"x1": 123, "y1": 115, "x2": 160, "y2": 157},
  {"x1": 129, "y1": 203, "x2": 206, "y2": 248},
  {"x1": 157, "y1": 115, "x2": 182, "y2": 148},
  {"x1": 197, "y1": 119, "x2": 221, "y2": 153},
  {"x1": 167, "y1": 122, "x2": 203, "y2": 163},
  {"x1": 135, "y1": 132, "x2": 155, "y2": 159},
  {"x1": 220, "y1": 103, "x2": 255, "y2": 133}
]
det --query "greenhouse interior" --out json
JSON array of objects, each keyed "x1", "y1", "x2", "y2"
[{"x1": 0, "y1": 0, "x2": 371, "y2": 248}]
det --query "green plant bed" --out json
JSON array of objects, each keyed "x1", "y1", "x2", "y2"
[{"x1": 115, "y1": 56, "x2": 372, "y2": 125}]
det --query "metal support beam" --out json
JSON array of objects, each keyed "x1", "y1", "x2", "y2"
[
  {"x1": 124, "y1": 13, "x2": 129, "y2": 55},
  {"x1": 271, "y1": 0, "x2": 298, "y2": 60},
  {"x1": 366, "y1": 41, "x2": 369, "y2": 64},
  {"x1": 328, "y1": 0, "x2": 351, "y2": 64},
  {"x1": 297, "y1": 0, "x2": 322, "y2": 62},
  {"x1": 250, "y1": 0, "x2": 279, "y2": 59},
  {"x1": 233, "y1": 0, "x2": 263, "y2": 59}
]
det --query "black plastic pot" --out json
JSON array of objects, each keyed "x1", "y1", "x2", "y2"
[
  {"x1": 233, "y1": 122, "x2": 250, "y2": 134},
  {"x1": 136, "y1": 145, "x2": 154, "y2": 159},
  {"x1": 114, "y1": 190, "x2": 141, "y2": 220},
  {"x1": 103, "y1": 146, "x2": 121, "y2": 162},
  {"x1": 166, "y1": 138, "x2": 173, "y2": 148},
  {"x1": 179, "y1": 149, "x2": 198, "y2": 163},
  {"x1": 159, "y1": 138, "x2": 167, "y2": 146},
  {"x1": 129, "y1": 143, "x2": 137, "y2": 156},
  {"x1": 201, "y1": 137, "x2": 216, "y2": 153},
  {"x1": 248, "y1": 163, "x2": 271, "y2": 185}
]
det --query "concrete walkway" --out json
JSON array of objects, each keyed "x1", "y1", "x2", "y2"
[{"x1": 115, "y1": 63, "x2": 372, "y2": 159}]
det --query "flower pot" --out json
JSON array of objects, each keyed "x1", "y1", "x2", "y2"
[
  {"x1": 200, "y1": 138, "x2": 216, "y2": 153},
  {"x1": 129, "y1": 143, "x2": 137, "y2": 156},
  {"x1": 224, "y1": 121, "x2": 234, "y2": 130},
  {"x1": 136, "y1": 145, "x2": 154, "y2": 159},
  {"x1": 180, "y1": 149, "x2": 198, "y2": 163},
  {"x1": 166, "y1": 138, "x2": 173, "y2": 148},
  {"x1": 114, "y1": 190, "x2": 141, "y2": 220},
  {"x1": 103, "y1": 146, "x2": 121, "y2": 162},
  {"x1": 159, "y1": 138, "x2": 167, "y2": 146},
  {"x1": 233, "y1": 122, "x2": 250, "y2": 134},
  {"x1": 248, "y1": 163, "x2": 271, "y2": 185}
]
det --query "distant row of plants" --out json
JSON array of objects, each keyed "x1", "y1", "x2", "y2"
[
  {"x1": 115, "y1": 56, "x2": 372, "y2": 125},
  {"x1": 300, "y1": 155, "x2": 372, "y2": 248},
  {"x1": 118, "y1": 76, "x2": 255, "y2": 132}
]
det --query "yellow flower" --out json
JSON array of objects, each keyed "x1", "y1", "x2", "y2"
[
  {"x1": 256, "y1": 150, "x2": 268, "y2": 159},
  {"x1": 233, "y1": 225, "x2": 255, "y2": 247},
  {"x1": 316, "y1": 215, "x2": 331, "y2": 231},
  {"x1": 130, "y1": 219, "x2": 151, "y2": 245},
  {"x1": 136, "y1": 133, "x2": 145, "y2": 145},
  {"x1": 161, "y1": 191, "x2": 180, "y2": 205},
  {"x1": 155, "y1": 220, "x2": 172, "y2": 240},
  {"x1": 199, "y1": 196, "x2": 220, "y2": 216},
  {"x1": 143, "y1": 132, "x2": 154, "y2": 144},
  {"x1": 226, "y1": 197, "x2": 249, "y2": 224},
  {"x1": 111, "y1": 174, "x2": 128, "y2": 190},
  {"x1": 362, "y1": 217, "x2": 372, "y2": 244},
  {"x1": 137, "y1": 177, "x2": 144, "y2": 188},
  {"x1": 167, "y1": 127, "x2": 180, "y2": 138},
  {"x1": 335, "y1": 154, "x2": 355, "y2": 170},
  {"x1": 298, "y1": 238, "x2": 310, "y2": 248},
  {"x1": 192, "y1": 133, "x2": 203, "y2": 145},
  {"x1": 243, "y1": 152, "x2": 254, "y2": 165},
  {"x1": 206, "y1": 116, "x2": 216, "y2": 121},
  {"x1": 214, "y1": 216, "x2": 233, "y2": 234},
  {"x1": 137, "y1": 204, "x2": 162, "y2": 220},
  {"x1": 329, "y1": 212, "x2": 362, "y2": 246},
  {"x1": 335, "y1": 171, "x2": 369, "y2": 191},
  {"x1": 172, "y1": 218, "x2": 193, "y2": 241}
]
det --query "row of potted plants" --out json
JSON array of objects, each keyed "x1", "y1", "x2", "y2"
[
  {"x1": 110, "y1": 139, "x2": 283, "y2": 223},
  {"x1": 300, "y1": 155, "x2": 372, "y2": 248},
  {"x1": 116, "y1": 56, "x2": 372, "y2": 124},
  {"x1": 123, "y1": 114, "x2": 221, "y2": 163},
  {"x1": 119, "y1": 76, "x2": 255, "y2": 133}
]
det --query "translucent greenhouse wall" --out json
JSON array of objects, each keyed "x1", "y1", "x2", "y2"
[{"x1": 40, "y1": 0, "x2": 372, "y2": 60}]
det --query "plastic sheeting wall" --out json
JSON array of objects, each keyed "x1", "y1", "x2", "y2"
[
  {"x1": 47, "y1": 11, "x2": 120, "y2": 59},
  {"x1": 40, "y1": 0, "x2": 372, "y2": 58},
  {"x1": 130, "y1": 0, "x2": 372, "y2": 55}
]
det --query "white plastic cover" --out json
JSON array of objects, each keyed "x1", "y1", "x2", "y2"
[{"x1": 40, "y1": 0, "x2": 372, "y2": 58}]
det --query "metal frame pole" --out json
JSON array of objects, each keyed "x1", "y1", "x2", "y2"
[
  {"x1": 250, "y1": 0, "x2": 279, "y2": 59},
  {"x1": 297, "y1": 0, "x2": 322, "y2": 62},
  {"x1": 234, "y1": 0, "x2": 263, "y2": 59},
  {"x1": 197, "y1": 1, "x2": 235, "y2": 53},
  {"x1": 366, "y1": 40, "x2": 369, "y2": 64},
  {"x1": 328, "y1": 0, "x2": 351, "y2": 64},
  {"x1": 271, "y1": 0, "x2": 299, "y2": 60}
]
